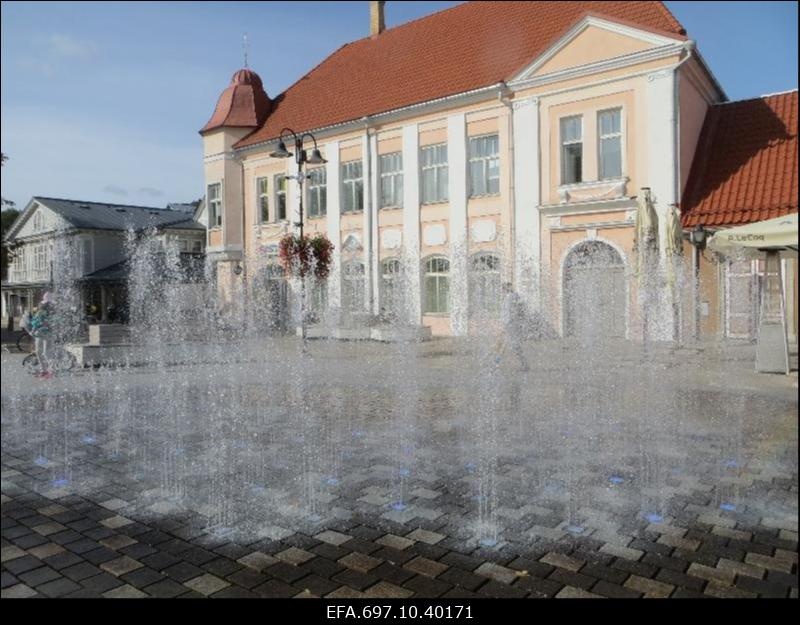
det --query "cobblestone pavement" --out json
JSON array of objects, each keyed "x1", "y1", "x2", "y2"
[{"x1": 1, "y1": 342, "x2": 798, "y2": 599}]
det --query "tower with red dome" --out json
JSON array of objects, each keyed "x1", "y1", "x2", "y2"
[{"x1": 200, "y1": 67, "x2": 271, "y2": 288}]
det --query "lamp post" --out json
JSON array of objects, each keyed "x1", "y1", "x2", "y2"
[
  {"x1": 270, "y1": 128, "x2": 327, "y2": 346},
  {"x1": 688, "y1": 224, "x2": 708, "y2": 342}
]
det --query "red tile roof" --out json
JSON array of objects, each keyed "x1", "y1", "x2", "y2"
[
  {"x1": 201, "y1": 69, "x2": 272, "y2": 134},
  {"x1": 682, "y1": 91, "x2": 799, "y2": 228},
  {"x1": 234, "y1": 1, "x2": 685, "y2": 149}
]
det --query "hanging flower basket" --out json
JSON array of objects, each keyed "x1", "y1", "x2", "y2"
[{"x1": 278, "y1": 233, "x2": 334, "y2": 279}]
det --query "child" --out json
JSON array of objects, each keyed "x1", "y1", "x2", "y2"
[{"x1": 30, "y1": 301, "x2": 54, "y2": 378}]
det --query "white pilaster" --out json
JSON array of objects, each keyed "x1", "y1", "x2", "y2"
[
  {"x1": 512, "y1": 96, "x2": 541, "y2": 310},
  {"x1": 402, "y1": 124, "x2": 422, "y2": 325},
  {"x1": 362, "y1": 133, "x2": 374, "y2": 313},
  {"x1": 326, "y1": 141, "x2": 342, "y2": 308},
  {"x1": 369, "y1": 133, "x2": 380, "y2": 315},
  {"x1": 646, "y1": 69, "x2": 678, "y2": 247},
  {"x1": 288, "y1": 161, "x2": 301, "y2": 237},
  {"x1": 646, "y1": 68, "x2": 679, "y2": 340},
  {"x1": 448, "y1": 113, "x2": 468, "y2": 336}
]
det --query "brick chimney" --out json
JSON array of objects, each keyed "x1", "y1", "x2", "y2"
[{"x1": 370, "y1": 1, "x2": 385, "y2": 37}]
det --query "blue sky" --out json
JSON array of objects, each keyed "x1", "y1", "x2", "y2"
[{"x1": 1, "y1": 1, "x2": 797, "y2": 211}]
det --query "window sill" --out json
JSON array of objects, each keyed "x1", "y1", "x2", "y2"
[
  {"x1": 557, "y1": 177, "x2": 629, "y2": 204},
  {"x1": 379, "y1": 205, "x2": 403, "y2": 211},
  {"x1": 421, "y1": 200, "x2": 449, "y2": 207},
  {"x1": 341, "y1": 210, "x2": 364, "y2": 215},
  {"x1": 422, "y1": 312, "x2": 450, "y2": 318},
  {"x1": 468, "y1": 193, "x2": 501, "y2": 200}
]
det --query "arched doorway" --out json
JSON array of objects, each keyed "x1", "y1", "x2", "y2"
[
  {"x1": 563, "y1": 240, "x2": 626, "y2": 339},
  {"x1": 253, "y1": 264, "x2": 288, "y2": 332}
]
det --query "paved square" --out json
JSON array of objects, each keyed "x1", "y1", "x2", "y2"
[{"x1": 1, "y1": 341, "x2": 797, "y2": 598}]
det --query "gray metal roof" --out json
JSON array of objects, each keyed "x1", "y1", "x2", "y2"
[
  {"x1": 161, "y1": 218, "x2": 206, "y2": 232},
  {"x1": 166, "y1": 202, "x2": 200, "y2": 214},
  {"x1": 31, "y1": 197, "x2": 199, "y2": 233}
]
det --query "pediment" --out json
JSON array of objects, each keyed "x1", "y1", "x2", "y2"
[
  {"x1": 512, "y1": 16, "x2": 682, "y2": 82},
  {"x1": 12, "y1": 202, "x2": 63, "y2": 240}
]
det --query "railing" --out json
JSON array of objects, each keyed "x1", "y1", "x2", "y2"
[{"x1": 7, "y1": 269, "x2": 49, "y2": 284}]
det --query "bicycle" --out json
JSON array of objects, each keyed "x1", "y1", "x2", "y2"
[
  {"x1": 23, "y1": 345, "x2": 77, "y2": 375},
  {"x1": 16, "y1": 330, "x2": 33, "y2": 353}
]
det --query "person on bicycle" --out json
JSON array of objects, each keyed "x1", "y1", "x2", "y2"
[{"x1": 30, "y1": 301, "x2": 54, "y2": 378}]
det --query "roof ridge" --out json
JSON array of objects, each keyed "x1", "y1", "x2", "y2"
[
  {"x1": 652, "y1": 0, "x2": 686, "y2": 35},
  {"x1": 713, "y1": 89, "x2": 798, "y2": 106},
  {"x1": 237, "y1": 40, "x2": 354, "y2": 145},
  {"x1": 346, "y1": 0, "x2": 470, "y2": 45},
  {"x1": 33, "y1": 197, "x2": 178, "y2": 212}
]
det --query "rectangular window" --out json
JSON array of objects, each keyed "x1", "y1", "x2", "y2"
[
  {"x1": 598, "y1": 108, "x2": 623, "y2": 180},
  {"x1": 379, "y1": 152, "x2": 403, "y2": 208},
  {"x1": 257, "y1": 177, "x2": 269, "y2": 223},
  {"x1": 308, "y1": 168, "x2": 327, "y2": 218},
  {"x1": 560, "y1": 116, "x2": 583, "y2": 185},
  {"x1": 275, "y1": 175, "x2": 287, "y2": 221},
  {"x1": 468, "y1": 134, "x2": 500, "y2": 197},
  {"x1": 421, "y1": 144, "x2": 449, "y2": 204},
  {"x1": 207, "y1": 183, "x2": 222, "y2": 227},
  {"x1": 341, "y1": 161, "x2": 364, "y2": 213},
  {"x1": 192, "y1": 240, "x2": 203, "y2": 253}
]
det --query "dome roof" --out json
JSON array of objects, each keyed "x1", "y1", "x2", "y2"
[
  {"x1": 230, "y1": 68, "x2": 263, "y2": 87},
  {"x1": 200, "y1": 68, "x2": 272, "y2": 134}
]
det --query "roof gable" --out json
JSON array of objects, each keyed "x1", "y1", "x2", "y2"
[
  {"x1": 513, "y1": 15, "x2": 681, "y2": 81},
  {"x1": 234, "y1": 1, "x2": 685, "y2": 149},
  {"x1": 7, "y1": 200, "x2": 70, "y2": 241}
]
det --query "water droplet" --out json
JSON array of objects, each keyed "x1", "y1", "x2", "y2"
[
  {"x1": 479, "y1": 537, "x2": 498, "y2": 547},
  {"x1": 644, "y1": 513, "x2": 663, "y2": 523},
  {"x1": 719, "y1": 502, "x2": 736, "y2": 512},
  {"x1": 609, "y1": 475, "x2": 624, "y2": 485},
  {"x1": 391, "y1": 502, "x2": 407, "y2": 511},
  {"x1": 566, "y1": 525, "x2": 585, "y2": 534}
]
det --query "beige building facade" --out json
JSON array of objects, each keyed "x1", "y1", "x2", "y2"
[{"x1": 201, "y1": 3, "x2": 731, "y2": 339}]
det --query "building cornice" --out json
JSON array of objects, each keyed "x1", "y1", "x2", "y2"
[
  {"x1": 234, "y1": 83, "x2": 506, "y2": 156},
  {"x1": 509, "y1": 41, "x2": 688, "y2": 92}
]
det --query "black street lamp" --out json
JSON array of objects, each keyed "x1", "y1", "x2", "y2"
[
  {"x1": 688, "y1": 224, "x2": 708, "y2": 342},
  {"x1": 270, "y1": 128, "x2": 327, "y2": 347},
  {"x1": 270, "y1": 128, "x2": 327, "y2": 240}
]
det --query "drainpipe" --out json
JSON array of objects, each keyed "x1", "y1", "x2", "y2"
[
  {"x1": 673, "y1": 41, "x2": 695, "y2": 206},
  {"x1": 674, "y1": 42, "x2": 695, "y2": 341}
]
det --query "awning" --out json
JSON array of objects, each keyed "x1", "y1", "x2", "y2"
[{"x1": 707, "y1": 213, "x2": 798, "y2": 258}]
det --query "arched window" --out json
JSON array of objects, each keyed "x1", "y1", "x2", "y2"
[
  {"x1": 423, "y1": 256, "x2": 450, "y2": 314},
  {"x1": 254, "y1": 264, "x2": 287, "y2": 332},
  {"x1": 308, "y1": 277, "x2": 328, "y2": 320},
  {"x1": 342, "y1": 261, "x2": 365, "y2": 312},
  {"x1": 381, "y1": 258, "x2": 402, "y2": 318},
  {"x1": 469, "y1": 253, "x2": 501, "y2": 316}
]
